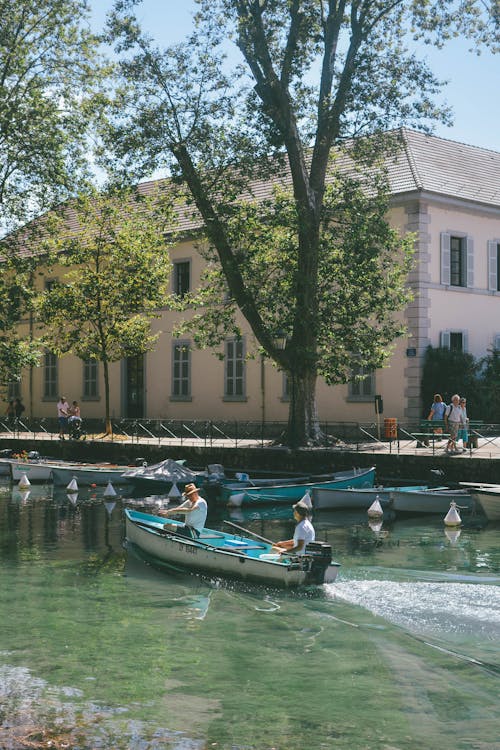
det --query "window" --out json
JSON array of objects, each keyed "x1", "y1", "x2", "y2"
[
  {"x1": 488, "y1": 241, "x2": 500, "y2": 292},
  {"x1": 172, "y1": 341, "x2": 191, "y2": 399},
  {"x1": 224, "y1": 338, "x2": 245, "y2": 399},
  {"x1": 348, "y1": 364, "x2": 375, "y2": 399},
  {"x1": 440, "y1": 330, "x2": 468, "y2": 352},
  {"x1": 440, "y1": 233, "x2": 474, "y2": 288},
  {"x1": 173, "y1": 261, "x2": 190, "y2": 297},
  {"x1": 43, "y1": 352, "x2": 58, "y2": 398},
  {"x1": 83, "y1": 359, "x2": 99, "y2": 399},
  {"x1": 7, "y1": 381, "x2": 21, "y2": 400},
  {"x1": 493, "y1": 334, "x2": 500, "y2": 351}
]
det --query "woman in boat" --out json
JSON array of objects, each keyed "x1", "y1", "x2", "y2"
[
  {"x1": 159, "y1": 483, "x2": 208, "y2": 539},
  {"x1": 272, "y1": 499, "x2": 315, "y2": 556}
]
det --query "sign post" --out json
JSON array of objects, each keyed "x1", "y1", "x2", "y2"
[{"x1": 374, "y1": 395, "x2": 383, "y2": 440}]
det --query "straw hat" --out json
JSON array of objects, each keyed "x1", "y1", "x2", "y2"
[{"x1": 183, "y1": 483, "x2": 200, "y2": 496}]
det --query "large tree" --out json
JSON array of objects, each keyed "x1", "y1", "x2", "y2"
[
  {"x1": 0, "y1": 0, "x2": 106, "y2": 230},
  {"x1": 104, "y1": 0, "x2": 498, "y2": 446},
  {"x1": 36, "y1": 187, "x2": 175, "y2": 434}
]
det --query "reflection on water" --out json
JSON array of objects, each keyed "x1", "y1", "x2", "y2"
[{"x1": 0, "y1": 478, "x2": 499, "y2": 749}]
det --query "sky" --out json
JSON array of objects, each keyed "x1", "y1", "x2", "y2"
[{"x1": 91, "y1": 0, "x2": 500, "y2": 154}]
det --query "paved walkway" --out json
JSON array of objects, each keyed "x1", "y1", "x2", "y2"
[{"x1": 1, "y1": 430, "x2": 500, "y2": 460}]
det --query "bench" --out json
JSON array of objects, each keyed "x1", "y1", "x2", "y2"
[{"x1": 414, "y1": 419, "x2": 484, "y2": 451}]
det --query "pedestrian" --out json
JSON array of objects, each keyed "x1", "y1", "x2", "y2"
[
  {"x1": 14, "y1": 398, "x2": 25, "y2": 419},
  {"x1": 158, "y1": 483, "x2": 208, "y2": 539},
  {"x1": 427, "y1": 394, "x2": 446, "y2": 437},
  {"x1": 444, "y1": 394, "x2": 462, "y2": 454},
  {"x1": 458, "y1": 397, "x2": 469, "y2": 451},
  {"x1": 272, "y1": 498, "x2": 316, "y2": 556},
  {"x1": 57, "y1": 396, "x2": 70, "y2": 439}
]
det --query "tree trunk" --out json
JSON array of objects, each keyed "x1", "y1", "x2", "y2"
[
  {"x1": 285, "y1": 367, "x2": 321, "y2": 447},
  {"x1": 103, "y1": 357, "x2": 112, "y2": 436}
]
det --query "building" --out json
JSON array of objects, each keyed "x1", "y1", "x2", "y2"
[{"x1": 10, "y1": 129, "x2": 500, "y2": 425}]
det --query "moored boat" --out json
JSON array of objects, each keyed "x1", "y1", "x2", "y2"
[
  {"x1": 124, "y1": 509, "x2": 340, "y2": 587},
  {"x1": 121, "y1": 458, "x2": 203, "y2": 492},
  {"x1": 389, "y1": 487, "x2": 474, "y2": 514},
  {"x1": 224, "y1": 466, "x2": 376, "y2": 506},
  {"x1": 462, "y1": 484, "x2": 500, "y2": 520},
  {"x1": 51, "y1": 463, "x2": 134, "y2": 486},
  {"x1": 312, "y1": 484, "x2": 427, "y2": 511}
]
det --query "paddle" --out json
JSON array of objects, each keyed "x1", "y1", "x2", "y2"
[{"x1": 222, "y1": 519, "x2": 274, "y2": 546}]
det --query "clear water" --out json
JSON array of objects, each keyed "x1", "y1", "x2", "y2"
[{"x1": 0, "y1": 479, "x2": 499, "y2": 749}]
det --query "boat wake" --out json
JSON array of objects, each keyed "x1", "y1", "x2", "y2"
[{"x1": 327, "y1": 578, "x2": 500, "y2": 640}]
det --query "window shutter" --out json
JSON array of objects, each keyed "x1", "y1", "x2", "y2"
[
  {"x1": 462, "y1": 330, "x2": 468, "y2": 352},
  {"x1": 440, "y1": 331, "x2": 450, "y2": 349},
  {"x1": 440, "y1": 233, "x2": 451, "y2": 285},
  {"x1": 466, "y1": 237, "x2": 474, "y2": 288},
  {"x1": 488, "y1": 240, "x2": 498, "y2": 291},
  {"x1": 494, "y1": 334, "x2": 500, "y2": 351}
]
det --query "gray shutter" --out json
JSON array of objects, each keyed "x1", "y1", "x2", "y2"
[
  {"x1": 466, "y1": 236, "x2": 474, "y2": 288},
  {"x1": 494, "y1": 334, "x2": 500, "y2": 351},
  {"x1": 440, "y1": 331, "x2": 450, "y2": 349},
  {"x1": 488, "y1": 240, "x2": 498, "y2": 291},
  {"x1": 462, "y1": 330, "x2": 468, "y2": 353},
  {"x1": 440, "y1": 233, "x2": 451, "y2": 285}
]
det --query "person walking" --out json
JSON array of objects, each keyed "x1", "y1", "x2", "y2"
[
  {"x1": 57, "y1": 396, "x2": 70, "y2": 439},
  {"x1": 427, "y1": 394, "x2": 446, "y2": 437},
  {"x1": 5, "y1": 400, "x2": 15, "y2": 428},
  {"x1": 444, "y1": 394, "x2": 462, "y2": 454},
  {"x1": 458, "y1": 397, "x2": 469, "y2": 451},
  {"x1": 14, "y1": 398, "x2": 25, "y2": 420}
]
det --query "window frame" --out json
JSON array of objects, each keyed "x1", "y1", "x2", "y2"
[
  {"x1": 43, "y1": 352, "x2": 58, "y2": 399},
  {"x1": 173, "y1": 260, "x2": 191, "y2": 298},
  {"x1": 171, "y1": 340, "x2": 192, "y2": 401},
  {"x1": 348, "y1": 363, "x2": 375, "y2": 401},
  {"x1": 83, "y1": 359, "x2": 99, "y2": 400},
  {"x1": 223, "y1": 338, "x2": 246, "y2": 401}
]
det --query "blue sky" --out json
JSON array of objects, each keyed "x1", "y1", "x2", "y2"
[{"x1": 91, "y1": 0, "x2": 500, "y2": 153}]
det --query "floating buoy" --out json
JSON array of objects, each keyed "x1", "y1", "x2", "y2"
[
  {"x1": 168, "y1": 482, "x2": 181, "y2": 500},
  {"x1": 300, "y1": 491, "x2": 313, "y2": 510},
  {"x1": 19, "y1": 489, "x2": 31, "y2": 503},
  {"x1": 444, "y1": 528, "x2": 461, "y2": 545},
  {"x1": 227, "y1": 492, "x2": 245, "y2": 508},
  {"x1": 367, "y1": 496, "x2": 384, "y2": 518},
  {"x1": 18, "y1": 474, "x2": 31, "y2": 489},
  {"x1": 67, "y1": 477, "x2": 78, "y2": 492},
  {"x1": 444, "y1": 501, "x2": 462, "y2": 527},
  {"x1": 103, "y1": 481, "x2": 117, "y2": 497}
]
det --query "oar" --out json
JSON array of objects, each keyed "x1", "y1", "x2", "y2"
[{"x1": 222, "y1": 519, "x2": 274, "y2": 546}]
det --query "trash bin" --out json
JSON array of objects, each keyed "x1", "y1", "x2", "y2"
[{"x1": 384, "y1": 417, "x2": 398, "y2": 439}]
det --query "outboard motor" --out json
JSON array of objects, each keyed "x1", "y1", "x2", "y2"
[{"x1": 306, "y1": 541, "x2": 333, "y2": 584}]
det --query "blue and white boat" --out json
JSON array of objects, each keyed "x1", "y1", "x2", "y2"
[
  {"x1": 223, "y1": 466, "x2": 376, "y2": 506},
  {"x1": 124, "y1": 509, "x2": 340, "y2": 587}
]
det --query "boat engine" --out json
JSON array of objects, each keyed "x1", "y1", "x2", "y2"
[{"x1": 306, "y1": 541, "x2": 333, "y2": 584}]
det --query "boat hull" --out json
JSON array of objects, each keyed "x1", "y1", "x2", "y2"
[
  {"x1": 389, "y1": 489, "x2": 474, "y2": 514},
  {"x1": 225, "y1": 467, "x2": 376, "y2": 506},
  {"x1": 469, "y1": 487, "x2": 500, "y2": 520},
  {"x1": 312, "y1": 484, "x2": 427, "y2": 511},
  {"x1": 124, "y1": 510, "x2": 340, "y2": 587},
  {"x1": 51, "y1": 465, "x2": 131, "y2": 486}
]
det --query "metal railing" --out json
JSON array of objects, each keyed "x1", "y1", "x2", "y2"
[{"x1": 1, "y1": 416, "x2": 499, "y2": 455}]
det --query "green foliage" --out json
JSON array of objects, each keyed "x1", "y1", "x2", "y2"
[
  {"x1": 36, "y1": 186, "x2": 175, "y2": 426},
  {"x1": 0, "y1": 0, "x2": 108, "y2": 229},
  {"x1": 104, "y1": 0, "x2": 498, "y2": 444},
  {"x1": 421, "y1": 345, "x2": 482, "y2": 418}
]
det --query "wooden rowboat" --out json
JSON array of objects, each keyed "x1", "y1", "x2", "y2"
[
  {"x1": 460, "y1": 484, "x2": 500, "y2": 520},
  {"x1": 312, "y1": 484, "x2": 428, "y2": 511},
  {"x1": 124, "y1": 509, "x2": 340, "y2": 587},
  {"x1": 389, "y1": 487, "x2": 474, "y2": 514}
]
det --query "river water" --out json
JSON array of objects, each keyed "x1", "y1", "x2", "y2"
[{"x1": 0, "y1": 478, "x2": 498, "y2": 749}]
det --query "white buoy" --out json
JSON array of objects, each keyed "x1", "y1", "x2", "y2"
[
  {"x1": 168, "y1": 481, "x2": 182, "y2": 500},
  {"x1": 67, "y1": 477, "x2": 78, "y2": 492},
  {"x1": 103, "y1": 481, "x2": 117, "y2": 497},
  {"x1": 299, "y1": 491, "x2": 313, "y2": 509},
  {"x1": 444, "y1": 528, "x2": 461, "y2": 545},
  {"x1": 444, "y1": 501, "x2": 462, "y2": 527},
  {"x1": 367, "y1": 496, "x2": 384, "y2": 518},
  {"x1": 18, "y1": 474, "x2": 31, "y2": 489},
  {"x1": 18, "y1": 489, "x2": 31, "y2": 503},
  {"x1": 227, "y1": 492, "x2": 245, "y2": 508},
  {"x1": 368, "y1": 519, "x2": 383, "y2": 534}
]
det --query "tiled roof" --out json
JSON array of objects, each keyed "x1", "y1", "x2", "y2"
[{"x1": 388, "y1": 129, "x2": 500, "y2": 206}]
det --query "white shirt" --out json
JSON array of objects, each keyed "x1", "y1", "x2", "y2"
[
  {"x1": 293, "y1": 518, "x2": 315, "y2": 555},
  {"x1": 178, "y1": 496, "x2": 208, "y2": 533}
]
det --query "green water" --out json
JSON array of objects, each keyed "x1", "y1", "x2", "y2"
[{"x1": 0, "y1": 480, "x2": 499, "y2": 749}]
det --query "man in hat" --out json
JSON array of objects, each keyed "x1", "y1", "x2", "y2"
[
  {"x1": 158, "y1": 483, "x2": 208, "y2": 538},
  {"x1": 272, "y1": 498, "x2": 315, "y2": 556}
]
